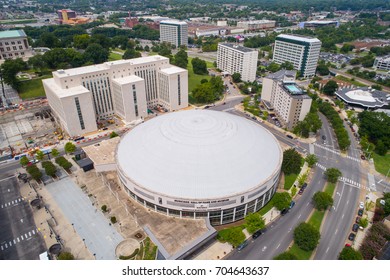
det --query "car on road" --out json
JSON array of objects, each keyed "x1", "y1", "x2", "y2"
[
  {"x1": 287, "y1": 135, "x2": 294, "y2": 139},
  {"x1": 348, "y1": 233, "x2": 356, "y2": 241},
  {"x1": 281, "y1": 208, "x2": 289, "y2": 215},
  {"x1": 358, "y1": 209, "x2": 363, "y2": 217},
  {"x1": 289, "y1": 201, "x2": 296, "y2": 209},
  {"x1": 352, "y1": 223, "x2": 359, "y2": 232},
  {"x1": 252, "y1": 228, "x2": 267, "y2": 239},
  {"x1": 322, "y1": 135, "x2": 326, "y2": 140},
  {"x1": 237, "y1": 240, "x2": 248, "y2": 251}
]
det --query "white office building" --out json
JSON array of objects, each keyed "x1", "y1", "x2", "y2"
[
  {"x1": 43, "y1": 55, "x2": 188, "y2": 137},
  {"x1": 273, "y1": 34, "x2": 321, "y2": 78},
  {"x1": 160, "y1": 20, "x2": 188, "y2": 47},
  {"x1": 261, "y1": 70, "x2": 312, "y2": 130},
  {"x1": 217, "y1": 43, "x2": 258, "y2": 82}
]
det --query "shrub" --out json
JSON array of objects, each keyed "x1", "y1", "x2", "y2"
[
  {"x1": 57, "y1": 251, "x2": 75, "y2": 260},
  {"x1": 274, "y1": 252, "x2": 298, "y2": 260},
  {"x1": 217, "y1": 226, "x2": 246, "y2": 247},
  {"x1": 101, "y1": 205, "x2": 107, "y2": 212},
  {"x1": 339, "y1": 247, "x2": 363, "y2": 260},
  {"x1": 110, "y1": 216, "x2": 117, "y2": 224}
]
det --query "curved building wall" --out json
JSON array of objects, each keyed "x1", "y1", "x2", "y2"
[{"x1": 117, "y1": 164, "x2": 281, "y2": 225}]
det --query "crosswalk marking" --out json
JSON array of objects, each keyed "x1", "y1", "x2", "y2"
[
  {"x1": 0, "y1": 197, "x2": 24, "y2": 209},
  {"x1": 21, "y1": 235, "x2": 24, "y2": 240},
  {"x1": 339, "y1": 177, "x2": 363, "y2": 188},
  {"x1": 1, "y1": 229, "x2": 40, "y2": 251},
  {"x1": 32, "y1": 230, "x2": 35, "y2": 234},
  {"x1": 315, "y1": 163, "x2": 327, "y2": 171},
  {"x1": 17, "y1": 238, "x2": 20, "y2": 242},
  {"x1": 1, "y1": 245, "x2": 3, "y2": 250},
  {"x1": 314, "y1": 143, "x2": 341, "y2": 155}
]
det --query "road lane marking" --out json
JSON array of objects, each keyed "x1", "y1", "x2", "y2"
[
  {"x1": 335, "y1": 182, "x2": 345, "y2": 212},
  {"x1": 298, "y1": 214, "x2": 302, "y2": 219},
  {"x1": 342, "y1": 214, "x2": 344, "y2": 219},
  {"x1": 1, "y1": 246, "x2": 3, "y2": 250},
  {"x1": 326, "y1": 247, "x2": 330, "y2": 253},
  {"x1": 262, "y1": 246, "x2": 267, "y2": 252},
  {"x1": 335, "y1": 229, "x2": 338, "y2": 235},
  {"x1": 276, "y1": 243, "x2": 281, "y2": 249},
  {"x1": 346, "y1": 200, "x2": 349, "y2": 205}
]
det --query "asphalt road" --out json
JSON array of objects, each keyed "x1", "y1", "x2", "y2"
[{"x1": 0, "y1": 173, "x2": 46, "y2": 260}]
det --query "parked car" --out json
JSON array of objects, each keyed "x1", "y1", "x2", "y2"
[
  {"x1": 281, "y1": 208, "x2": 289, "y2": 215},
  {"x1": 345, "y1": 243, "x2": 351, "y2": 247},
  {"x1": 287, "y1": 135, "x2": 294, "y2": 139},
  {"x1": 348, "y1": 233, "x2": 356, "y2": 241},
  {"x1": 322, "y1": 135, "x2": 326, "y2": 140},
  {"x1": 352, "y1": 223, "x2": 359, "y2": 232},
  {"x1": 356, "y1": 216, "x2": 361, "y2": 224},
  {"x1": 298, "y1": 188, "x2": 304, "y2": 195},
  {"x1": 289, "y1": 201, "x2": 296, "y2": 209},
  {"x1": 237, "y1": 240, "x2": 248, "y2": 251},
  {"x1": 359, "y1": 202, "x2": 364, "y2": 209},
  {"x1": 358, "y1": 209, "x2": 363, "y2": 217},
  {"x1": 360, "y1": 155, "x2": 366, "y2": 160}
]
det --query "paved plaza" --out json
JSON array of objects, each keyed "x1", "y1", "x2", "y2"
[{"x1": 45, "y1": 177, "x2": 123, "y2": 260}]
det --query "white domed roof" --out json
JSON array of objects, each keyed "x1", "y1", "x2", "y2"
[{"x1": 116, "y1": 110, "x2": 282, "y2": 200}]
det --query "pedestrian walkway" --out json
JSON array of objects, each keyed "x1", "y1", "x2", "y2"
[
  {"x1": 313, "y1": 143, "x2": 341, "y2": 156},
  {"x1": 45, "y1": 177, "x2": 123, "y2": 260},
  {"x1": 339, "y1": 177, "x2": 363, "y2": 189},
  {"x1": 0, "y1": 227, "x2": 38, "y2": 252},
  {"x1": 315, "y1": 163, "x2": 327, "y2": 171}
]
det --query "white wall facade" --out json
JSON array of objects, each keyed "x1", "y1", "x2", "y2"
[
  {"x1": 217, "y1": 43, "x2": 258, "y2": 82},
  {"x1": 160, "y1": 21, "x2": 188, "y2": 47},
  {"x1": 44, "y1": 56, "x2": 188, "y2": 137}
]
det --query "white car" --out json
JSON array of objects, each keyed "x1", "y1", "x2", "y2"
[{"x1": 359, "y1": 202, "x2": 364, "y2": 209}]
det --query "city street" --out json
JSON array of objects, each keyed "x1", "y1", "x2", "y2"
[{"x1": 0, "y1": 173, "x2": 46, "y2": 260}]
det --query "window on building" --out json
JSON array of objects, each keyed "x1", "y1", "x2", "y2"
[{"x1": 75, "y1": 97, "x2": 85, "y2": 130}]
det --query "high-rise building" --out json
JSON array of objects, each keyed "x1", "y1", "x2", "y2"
[
  {"x1": 217, "y1": 43, "x2": 258, "y2": 82},
  {"x1": 273, "y1": 34, "x2": 321, "y2": 78},
  {"x1": 0, "y1": 30, "x2": 33, "y2": 62},
  {"x1": 159, "y1": 20, "x2": 188, "y2": 47},
  {"x1": 43, "y1": 56, "x2": 188, "y2": 137},
  {"x1": 261, "y1": 70, "x2": 312, "y2": 130}
]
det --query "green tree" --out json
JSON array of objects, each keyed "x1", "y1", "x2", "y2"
[
  {"x1": 266, "y1": 62, "x2": 280, "y2": 73},
  {"x1": 173, "y1": 49, "x2": 188, "y2": 69},
  {"x1": 192, "y1": 82, "x2": 215, "y2": 103},
  {"x1": 51, "y1": 149, "x2": 60, "y2": 158},
  {"x1": 191, "y1": 57, "x2": 207, "y2": 75},
  {"x1": 273, "y1": 192, "x2": 292, "y2": 211},
  {"x1": 217, "y1": 227, "x2": 246, "y2": 247},
  {"x1": 232, "y1": 73, "x2": 241, "y2": 83},
  {"x1": 324, "y1": 168, "x2": 342, "y2": 183},
  {"x1": 28, "y1": 54, "x2": 47, "y2": 74},
  {"x1": 57, "y1": 251, "x2": 75, "y2": 260},
  {"x1": 305, "y1": 154, "x2": 318, "y2": 168},
  {"x1": 339, "y1": 247, "x2": 363, "y2": 260},
  {"x1": 42, "y1": 161, "x2": 57, "y2": 177},
  {"x1": 64, "y1": 142, "x2": 76, "y2": 154},
  {"x1": 109, "y1": 131, "x2": 119, "y2": 138},
  {"x1": 312, "y1": 191, "x2": 334, "y2": 211},
  {"x1": 316, "y1": 63, "x2": 330, "y2": 76},
  {"x1": 375, "y1": 140, "x2": 388, "y2": 156},
  {"x1": 123, "y1": 48, "x2": 141, "y2": 59},
  {"x1": 244, "y1": 213, "x2": 265, "y2": 234},
  {"x1": 359, "y1": 218, "x2": 369, "y2": 228},
  {"x1": 0, "y1": 58, "x2": 28, "y2": 90},
  {"x1": 280, "y1": 61, "x2": 294, "y2": 70},
  {"x1": 26, "y1": 165, "x2": 42, "y2": 181},
  {"x1": 322, "y1": 80, "x2": 338, "y2": 96},
  {"x1": 294, "y1": 222, "x2": 320, "y2": 251},
  {"x1": 35, "y1": 150, "x2": 45, "y2": 161},
  {"x1": 73, "y1": 34, "x2": 90, "y2": 49},
  {"x1": 274, "y1": 252, "x2": 298, "y2": 260},
  {"x1": 340, "y1": 44, "x2": 354, "y2": 54},
  {"x1": 281, "y1": 148, "x2": 303, "y2": 175},
  {"x1": 83, "y1": 43, "x2": 109, "y2": 64},
  {"x1": 20, "y1": 156, "x2": 29, "y2": 166}
]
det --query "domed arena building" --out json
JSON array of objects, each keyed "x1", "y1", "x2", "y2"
[{"x1": 116, "y1": 110, "x2": 282, "y2": 225}]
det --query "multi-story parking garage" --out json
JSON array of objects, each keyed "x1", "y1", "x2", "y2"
[{"x1": 116, "y1": 110, "x2": 282, "y2": 225}]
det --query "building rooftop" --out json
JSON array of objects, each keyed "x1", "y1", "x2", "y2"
[
  {"x1": 276, "y1": 34, "x2": 321, "y2": 43},
  {"x1": 336, "y1": 87, "x2": 390, "y2": 108},
  {"x1": 42, "y1": 79, "x2": 90, "y2": 98},
  {"x1": 83, "y1": 137, "x2": 121, "y2": 166},
  {"x1": 160, "y1": 66, "x2": 187, "y2": 75},
  {"x1": 112, "y1": 75, "x2": 144, "y2": 85},
  {"x1": 219, "y1": 43, "x2": 257, "y2": 53},
  {"x1": 376, "y1": 55, "x2": 390, "y2": 63},
  {"x1": 160, "y1": 20, "x2": 188, "y2": 26},
  {"x1": 116, "y1": 110, "x2": 282, "y2": 200},
  {"x1": 0, "y1": 30, "x2": 27, "y2": 39},
  {"x1": 266, "y1": 69, "x2": 297, "y2": 81}
]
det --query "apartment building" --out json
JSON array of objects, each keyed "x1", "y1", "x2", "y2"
[
  {"x1": 273, "y1": 34, "x2": 321, "y2": 78},
  {"x1": 217, "y1": 43, "x2": 258, "y2": 82},
  {"x1": 43, "y1": 55, "x2": 188, "y2": 137},
  {"x1": 0, "y1": 30, "x2": 33, "y2": 62},
  {"x1": 261, "y1": 70, "x2": 312, "y2": 130},
  {"x1": 373, "y1": 55, "x2": 390, "y2": 71},
  {"x1": 236, "y1": 20, "x2": 276, "y2": 31},
  {"x1": 160, "y1": 20, "x2": 188, "y2": 47}
]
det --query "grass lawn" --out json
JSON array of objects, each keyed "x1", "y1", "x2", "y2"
[
  {"x1": 288, "y1": 243, "x2": 313, "y2": 260},
  {"x1": 284, "y1": 173, "x2": 298, "y2": 190},
  {"x1": 308, "y1": 210, "x2": 325, "y2": 231},
  {"x1": 258, "y1": 196, "x2": 275, "y2": 216},
  {"x1": 187, "y1": 57, "x2": 213, "y2": 93},
  {"x1": 18, "y1": 75, "x2": 52, "y2": 100},
  {"x1": 373, "y1": 152, "x2": 390, "y2": 176},
  {"x1": 324, "y1": 183, "x2": 336, "y2": 197},
  {"x1": 336, "y1": 75, "x2": 366, "y2": 87},
  {"x1": 109, "y1": 52, "x2": 123, "y2": 61}
]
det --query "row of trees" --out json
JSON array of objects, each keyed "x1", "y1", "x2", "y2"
[
  {"x1": 281, "y1": 148, "x2": 303, "y2": 175},
  {"x1": 293, "y1": 112, "x2": 322, "y2": 138},
  {"x1": 358, "y1": 111, "x2": 390, "y2": 156},
  {"x1": 318, "y1": 102, "x2": 351, "y2": 150}
]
